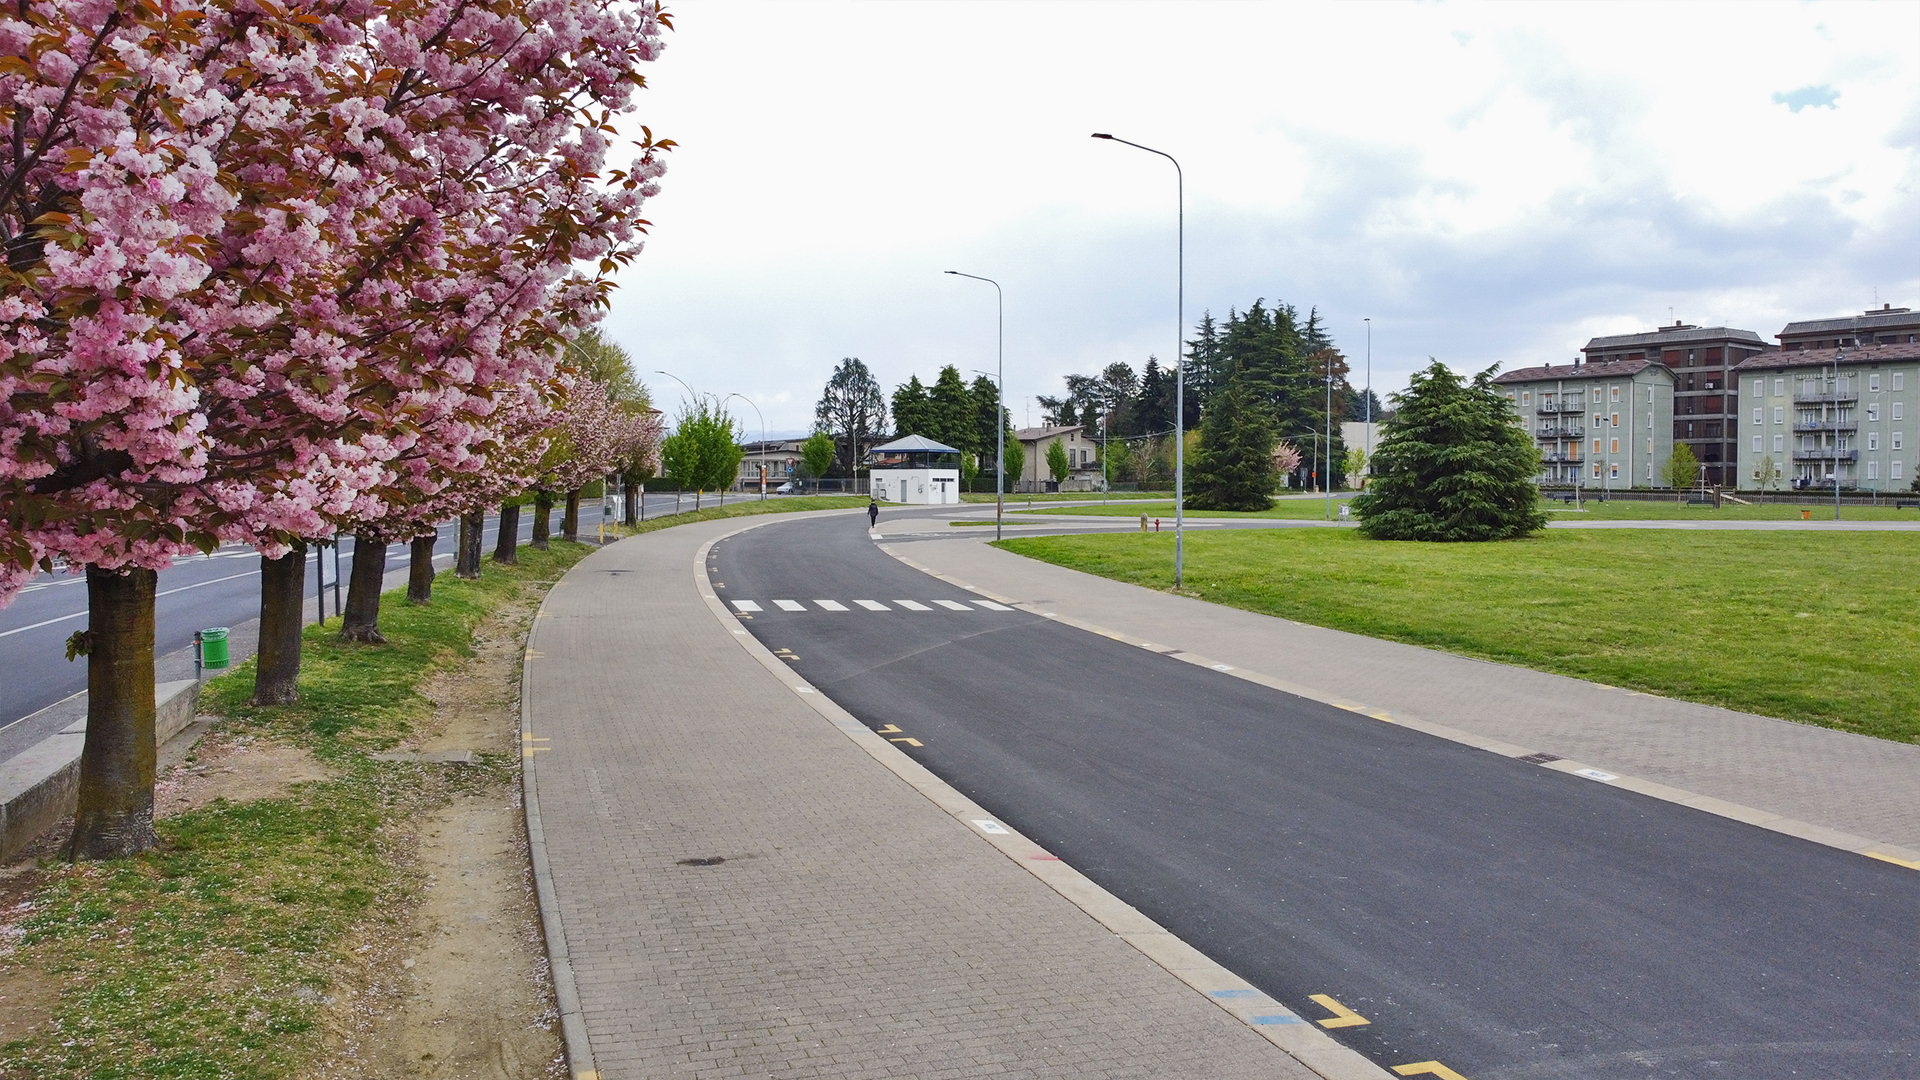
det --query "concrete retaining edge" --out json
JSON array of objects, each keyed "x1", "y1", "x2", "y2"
[{"x1": 0, "y1": 679, "x2": 199, "y2": 861}]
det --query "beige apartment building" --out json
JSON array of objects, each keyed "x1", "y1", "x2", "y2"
[
  {"x1": 1732, "y1": 341, "x2": 1920, "y2": 493},
  {"x1": 1494, "y1": 358, "x2": 1676, "y2": 489}
]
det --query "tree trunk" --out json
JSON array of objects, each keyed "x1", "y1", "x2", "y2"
[
  {"x1": 338, "y1": 532, "x2": 388, "y2": 644},
  {"x1": 408, "y1": 533, "x2": 436, "y2": 604},
  {"x1": 456, "y1": 508, "x2": 484, "y2": 579},
  {"x1": 68, "y1": 566, "x2": 161, "y2": 860},
  {"x1": 623, "y1": 483, "x2": 639, "y2": 526},
  {"x1": 531, "y1": 491, "x2": 552, "y2": 551},
  {"x1": 562, "y1": 489, "x2": 581, "y2": 542},
  {"x1": 252, "y1": 542, "x2": 307, "y2": 706},
  {"x1": 493, "y1": 503, "x2": 520, "y2": 564}
]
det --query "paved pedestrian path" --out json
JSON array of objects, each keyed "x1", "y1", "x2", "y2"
[
  {"x1": 522, "y1": 512, "x2": 1358, "y2": 1080},
  {"x1": 884, "y1": 534, "x2": 1920, "y2": 863}
]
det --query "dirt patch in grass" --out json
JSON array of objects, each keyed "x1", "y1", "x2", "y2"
[
  {"x1": 310, "y1": 590, "x2": 562, "y2": 1080},
  {"x1": 156, "y1": 737, "x2": 332, "y2": 816}
]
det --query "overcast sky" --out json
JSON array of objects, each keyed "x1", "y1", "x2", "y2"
[{"x1": 601, "y1": 1, "x2": 1920, "y2": 435}]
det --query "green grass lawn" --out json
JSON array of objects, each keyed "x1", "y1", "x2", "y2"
[
  {"x1": 959, "y1": 491, "x2": 1165, "y2": 504},
  {"x1": 997, "y1": 528, "x2": 1920, "y2": 744},
  {"x1": 1024, "y1": 496, "x2": 1920, "y2": 522}
]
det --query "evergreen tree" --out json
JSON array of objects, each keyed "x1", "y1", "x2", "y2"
[
  {"x1": 1187, "y1": 373, "x2": 1278, "y2": 511},
  {"x1": 929, "y1": 365, "x2": 973, "y2": 449},
  {"x1": 815, "y1": 358, "x2": 888, "y2": 475},
  {"x1": 968, "y1": 375, "x2": 1004, "y2": 467},
  {"x1": 892, "y1": 375, "x2": 934, "y2": 439},
  {"x1": 1351, "y1": 360, "x2": 1546, "y2": 541},
  {"x1": 1135, "y1": 356, "x2": 1175, "y2": 436},
  {"x1": 1184, "y1": 311, "x2": 1227, "y2": 416}
]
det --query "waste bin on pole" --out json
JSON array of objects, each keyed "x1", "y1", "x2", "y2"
[{"x1": 197, "y1": 627, "x2": 230, "y2": 678}]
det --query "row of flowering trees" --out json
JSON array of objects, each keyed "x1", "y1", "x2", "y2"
[{"x1": 1, "y1": 0, "x2": 670, "y2": 858}]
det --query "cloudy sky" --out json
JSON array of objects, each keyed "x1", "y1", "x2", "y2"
[{"x1": 600, "y1": 1, "x2": 1920, "y2": 435}]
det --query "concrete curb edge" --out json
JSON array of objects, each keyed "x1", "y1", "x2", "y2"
[
  {"x1": 520, "y1": 575, "x2": 598, "y2": 1080},
  {"x1": 696, "y1": 518, "x2": 1393, "y2": 1080}
]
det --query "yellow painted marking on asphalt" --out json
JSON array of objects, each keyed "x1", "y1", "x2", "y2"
[
  {"x1": 522, "y1": 746, "x2": 549, "y2": 758},
  {"x1": 876, "y1": 724, "x2": 903, "y2": 734},
  {"x1": 1866, "y1": 851, "x2": 1920, "y2": 870},
  {"x1": 889, "y1": 737, "x2": 924, "y2": 747},
  {"x1": 1392, "y1": 1062, "x2": 1469, "y2": 1080},
  {"x1": 525, "y1": 649, "x2": 544, "y2": 660},
  {"x1": 1308, "y1": 993, "x2": 1370, "y2": 1028},
  {"x1": 522, "y1": 736, "x2": 549, "y2": 742}
]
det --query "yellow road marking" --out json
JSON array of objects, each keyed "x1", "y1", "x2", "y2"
[
  {"x1": 1308, "y1": 993, "x2": 1370, "y2": 1028},
  {"x1": 1393, "y1": 1063, "x2": 1469, "y2": 1080},
  {"x1": 522, "y1": 735, "x2": 549, "y2": 742},
  {"x1": 876, "y1": 724, "x2": 903, "y2": 734},
  {"x1": 525, "y1": 649, "x2": 544, "y2": 660},
  {"x1": 889, "y1": 737, "x2": 924, "y2": 747},
  {"x1": 522, "y1": 747, "x2": 549, "y2": 757},
  {"x1": 1866, "y1": 851, "x2": 1920, "y2": 870}
]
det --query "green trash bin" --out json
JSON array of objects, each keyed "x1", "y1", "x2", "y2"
[{"x1": 199, "y1": 627, "x2": 230, "y2": 671}]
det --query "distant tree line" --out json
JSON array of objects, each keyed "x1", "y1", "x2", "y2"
[{"x1": 811, "y1": 358, "x2": 1015, "y2": 490}]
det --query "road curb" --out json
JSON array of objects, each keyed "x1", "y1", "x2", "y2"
[
  {"x1": 875, "y1": 540, "x2": 1920, "y2": 876},
  {"x1": 697, "y1": 518, "x2": 1393, "y2": 1080},
  {"x1": 520, "y1": 575, "x2": 597, "y2": 1080}
]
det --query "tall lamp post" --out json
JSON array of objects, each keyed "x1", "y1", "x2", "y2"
[
  {"x1": 946, "y1": 271, "x2": 1004, "y2": 541},
  {"x1": 725, "y1": 393, "x2": 768, "y2": 500},
  {"x1": 1093, "y1": 133, "x2": 1185, "y2": 588},
  {"x1": 1363, "y1": 317, "x2": 1372, "y2": 465},
  {"x1": 1324, "y1": 352, "x2": 1333, "y2": 521},
  {"x1": 1833, "y1": 349, "x2": 1844, "y2": 520}
]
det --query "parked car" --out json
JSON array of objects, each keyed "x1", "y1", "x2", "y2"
[{"x1": 775, "y1": 481, "x2": 798, "y2": 494}]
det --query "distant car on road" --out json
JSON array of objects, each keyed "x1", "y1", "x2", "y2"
[{"x1": 775, "y1": 481, "x2": 798, "y2": 494}]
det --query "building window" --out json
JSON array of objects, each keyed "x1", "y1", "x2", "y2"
[
  {"x1": 1895, "y1": 402, "x2": 1905, "y2": 421},
  {"x1": 1773, "y1": 407, "x2": 1784, "y2": 425},
  {"x1": 1752, "y1": 407, "x2": 1763, "y2": 426},
  {"x1": 1894, "y1": 372, "x2": 1905, "y2": 391},
  {"x1": 1610, "y1": 386, "x2": 1620, "y2": 403},
  {"x1": 1610, "y1": 464, "x2": 1618, "y2": 479},
  {"x1": 1869, "y1": 432, "x2": 1880, "y2": 451},
  {"x1": 1611, "y1": 413, "x2": 1620, "y2": 427},
  {"x1": 1610, "y1": 438, "x2": 1619, "y2": 454},
  {"x1": 1895, "y1": 461, "x2": 1906, "y2": 480},
  {"x1": 1773, "y1": 434, "x2": 1784, "y2": 452},
  {"x1": 1895, "y1": 432, "x2": 1905, "y2": 451},
  {"x1": 1522, "y1": 391, "x2": 1530, "y2": 405},
  {"x1": 1870, "y1": 373, "x2": 1881, "y2": 392},
  {"x1": 1591, "y1": 464, "x2": 1601, "y2": 480},
  {"x1": 1646, "y1": 462, "x2": 1653, "y2": 480},
  {"x1": 1868, "y1": 460, "x2": 1880, "y2": 481},
  {"x1": 1752, "y1": 378, "x2": 1765, "y2": 398},
  {"x1": 1592, "y1": 439, "x2": 1601, "y2": 454},
  {"x1": 1752, "y1": 435, "x2": 1762, "y2": 453},
  {"x1": 1868, "y1": 404, "x2": 1879, "y2": 422},
  {"x1": 1591, "y1": 388, "x2": 1602, "y2": 403},
  {"x1": 1773, "y1": 378, "x2": 1783, "y2": 396}
]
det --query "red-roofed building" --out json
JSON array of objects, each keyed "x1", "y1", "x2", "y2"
[
  {"x1": 1493, "y1": 358, "x2": 1676, "y2": 489},
  {"x1": 1579, "y1": 323, "x2": 1772, "y2": 487}
]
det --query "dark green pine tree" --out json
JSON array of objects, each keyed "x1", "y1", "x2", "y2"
[
  {"x1": 929, "y1": 365, "x2": 974, "y2": 451},
  {"x1": 1187, "y1": 373, "x2": 1278, "y2": 511},
  {"x1": 1135, "y1": 356, "x2": 1174, "y2": 436},
  {"x1": 1184, "y1": 311, "x2": 1227, "y2": 420},
  {"x1": 1351, "y1": 360, "x2": 1546, "y2": 541},
  {"x1": 968, "y1": 374, "x2": 1005, "y2": 473},
  {"x1": 891, "y1": 376, "x2": 934, "y2": 440}
]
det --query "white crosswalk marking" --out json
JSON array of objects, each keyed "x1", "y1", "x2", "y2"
[
  {"x1": 933, "y1": 600, "x2": 972, "y2": 611},
  {"x1": 854, "y1": 600, "x2": 890, "y2": 611},
  {"x1": 814, "y1": 600, "x2": 849, "y2": 611},
  {"x1": 774, "y1": 600, "x2": 807, "y2": 611},
  {"x1": 731, "y1": 600, "x2": 762, "y2": 612},
  {"x1": 971, "y1": 600, "x2": 1014, "y2": 611},
  {"x1": 895, "y1": 600, "x2": 932, "y2": 611}
]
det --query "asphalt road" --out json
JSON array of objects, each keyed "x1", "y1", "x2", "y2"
[
  {"x1": 0, "y1": 492, "x2": 709, "y2": 732},
  {"x1": 710, "y1": 508, "x2": 1920, "y2": 1080}
]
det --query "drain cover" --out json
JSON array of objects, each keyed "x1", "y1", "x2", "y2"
[
  {"x1": 1517, "y1": 752, "x2": 1563, "y2": 765},
  {"x1": 676, "y1": 856, "x2": 726, "y2": 867}
]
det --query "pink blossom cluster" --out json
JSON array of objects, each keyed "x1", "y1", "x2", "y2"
[{"x1": 1, "y1": 0, "x2": 672, "y2": 609}]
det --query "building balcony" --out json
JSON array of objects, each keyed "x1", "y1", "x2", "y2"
[
  {"x1": 1793, "y1": 419, "x2": 1857, "y2": 433},
  {"x1": 1794, "y1": 389, "x2": 1858, "y2": 404},
  {"x1": 1535, "y1": 426, "x2": 1586, "y2": 439},
  {"x1": 1540, "y1": 452, "x2": 1586, "y2": 464},
  {"x1": 1791, "y1": 448, "x2": 1859, "y2": 462}
]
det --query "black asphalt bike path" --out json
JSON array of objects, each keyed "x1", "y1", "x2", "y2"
[{"x1": 710, "y1": 511, "x2": 1920, "y2": 1080}]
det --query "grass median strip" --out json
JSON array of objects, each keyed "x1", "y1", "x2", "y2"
[
  {"x1": 1028, "y1": 496, "x2": 1920, "y2": 522},
  {"x1": 997, "y1": 528, "x2": 1920, "y2": 744}
]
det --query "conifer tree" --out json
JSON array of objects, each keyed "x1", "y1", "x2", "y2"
[
  {"x1": 930, "y1": 365, "x2": 974, "y2": 450},
  {"x1": 892, "y1": 376, "x2": 934, "y2": 439},
  {"x1": 1352, "y1": 361, "x2": 1545, "y2": 541},
  {"x1": 1187, "y1": 375, "x2": 1278, "y2": 511}
]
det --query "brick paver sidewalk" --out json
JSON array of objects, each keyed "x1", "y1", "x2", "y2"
[
  {"x1": 522, "y1": 514, "x2": 1341, "y2": 1080},
  {"x1": 890, "y1": 535, "x2": 1920, "y2": 859}
]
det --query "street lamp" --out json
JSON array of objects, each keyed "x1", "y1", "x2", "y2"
[
  {"x1": 1093, "y1": 133, "x2": 1186, "y2": 589},
  {"x1": 724, "y1": 393, "x2": 768, "y2": 500},
  {"x1": 946, "y1": 271, "x2": 1004, "y2": 540},
  {"x1": 1833, "y1": 348, "x2": 1844, "y2": 520},
  {"x1": 1363, "y1": 317, "x2": 1372, "y2": 465}
]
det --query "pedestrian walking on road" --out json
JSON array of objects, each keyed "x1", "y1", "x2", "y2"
[{"x1": 868, "y1": 498, "x2": 880, "y2": 528}]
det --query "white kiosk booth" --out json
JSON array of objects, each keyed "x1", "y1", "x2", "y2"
[{"x1": 867, "y1": 435, "x2": 963, "y2": 505}]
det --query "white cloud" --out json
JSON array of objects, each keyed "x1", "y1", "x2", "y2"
[{"x1": 604, "y1": 0, "x2": 1920, "y2": 426}]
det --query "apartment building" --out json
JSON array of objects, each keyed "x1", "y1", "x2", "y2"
[
  {"x1": 1581, "y1": 323, "x2": 1771, "y2": 487},
  {"x1": 1731, "y1": 341, "x2": 1920, "y2": 492},
  {"x1": 1777, "y1": 304, "x2": 1920, "y2": 351},
  {"x1": 1494, "y1": 358, "x2": 1676, "y2": 489}
]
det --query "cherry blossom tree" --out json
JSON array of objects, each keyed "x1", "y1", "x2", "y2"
[{"x1": 1, "y1": 0, "x2": 671, "y2": 858}]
